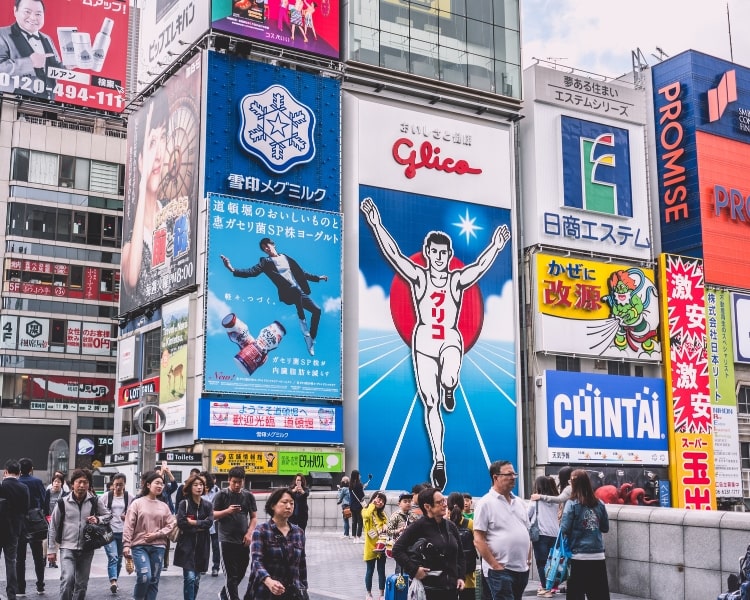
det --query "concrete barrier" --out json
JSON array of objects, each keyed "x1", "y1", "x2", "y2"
[{"x1": 295, "y1": 492, "x2": 750, "y2": 600}]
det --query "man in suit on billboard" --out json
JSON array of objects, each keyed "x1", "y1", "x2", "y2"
[
  {"x1": 221, "y1": 238, "x2": 328, "y2": 356},
  {"x1": 0, "y1": 0, "x2": 64, "y2": 100}
]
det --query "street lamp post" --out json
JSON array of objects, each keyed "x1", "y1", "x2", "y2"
[{"x1": 133, "y1": 392, "x2": 166, "y2": 481}]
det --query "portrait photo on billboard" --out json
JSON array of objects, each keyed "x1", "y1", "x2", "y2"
[
  {"x1": 204, "y1": 51, "x2": 340, "y2": 213},
  {"x1": 0, "y1": 0, "x2": 128, "y2": 111},
  {"x1": 121, "y1": 53, "x2": 202, "y2": 315},
  {"x1": 358, "y1": 186, "x2": 516, "y2": 496},
  {"x1": 211, "y1": 0, "x2": 340, "y2": 60},
  {"x1": 204, "y1": 195, "x2": 342, "y2": 399}
]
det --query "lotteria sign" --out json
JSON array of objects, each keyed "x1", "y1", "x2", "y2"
[{"x1": 544, "y1": 370, "x2": 668, "y2": 465}]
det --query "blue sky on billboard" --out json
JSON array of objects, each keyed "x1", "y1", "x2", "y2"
[{"x1": 523, "y1": 0, "x2": 750, "y2": 77}]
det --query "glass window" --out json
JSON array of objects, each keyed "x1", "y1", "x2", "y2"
[
  {"x1": 28, "y1": 151, "x2": 59, "y2": 186},
  {"x1": 56, "y1": 209, "x2": 71, "y2": 242},
  {"x1": 739, "y1": 386, "x2": 750, "y2": 414},
  {"x1": 493, "y1": 0, "x2": 519, "y2": 29},
  {"x1": 555, "y1": 356, "x2": 580, "y2": 372},
  {"x1": 70, "y1": 265, "x2": 83, "y2": 289},
  {"x1": 381, "y1": 30, "x2": 409, "y2": 71},
  {"x1": 467, "y1": 55, "x2": 495, "y2": 92},
  {"x1": 634, "y1": 365, "x2": 644, "y2": 377},
  {"x1": 143, "y1": 329, "x2": 162, "y2": 380},
  {"x1": 410, "y1": 38, "x2": 439, "y2": 79},
  {"x1": 350, "y1": 25, "x2": 380, "y2": 64},
  {"x1": 495, "y1": 59, "x2": 520, "y2": 97},
  {"x1": 11, "y1": 148, "x2": 29, "y2": 181},
  {"x1": 75, "y1": 158, "x2": 90, "y2": 191},
  {"x1": 494, "y1": 26, "x2": 520, "y2": 65},
  {"x1": 466, "y1": 18, "x2": 493, "y2": 55},
  {"x1": 89, "y1": 161, "x2": 119, "y2": 195},
  {"x1": 8, "y1": 203, "x2": 25, "y2": 236},
  {"x1": 72, "y1": 212, "x2": 86, "y2": 239},
  {"x1": 102, "y1": 216, "x2": 117, "y2": 242},
  {"x1": 59, "y1": 156, "x2": 76, "y2": 188},
  {"x1": 25, "y1": 206, "x2": 56, "y2": 240},
  {"x1": 50, "y1": 319, "x2": 66, "y2": 346},
  {"x1": 87, "y1": 213, "x2": 102, "y2": 246},
  {"x1": 439, "y1": 12, "x2": 466, "y2": 51},
  {"x1": 607, "y1": 361, "x2": 630, "y2": 376},
  {"x1": 742, "y1": 442, "x2": 750, "y2": 470}
]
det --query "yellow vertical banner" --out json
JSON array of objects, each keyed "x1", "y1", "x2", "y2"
[{"x1": 658, "y1": 254, "x2": 715, "y2": 509}]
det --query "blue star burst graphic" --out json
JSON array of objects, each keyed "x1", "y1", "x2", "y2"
[{"x1": 452, "y1": 208, "x2": 483, "y2": 244}]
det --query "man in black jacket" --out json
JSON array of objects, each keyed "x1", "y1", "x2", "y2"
[
  {"x1": 221, "y1": 237, "x2": 328, "y2": 356},
  {"x1": 0, "y1": 459, "x2": 30, "y2": 600},
  {"x1": 17, "y1": 457, "x2": 46, "y2": 595}
]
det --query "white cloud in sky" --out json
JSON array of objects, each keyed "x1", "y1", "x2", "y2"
[
  {"x1": 358, "y1": 271, "x2": 394, "y2": 331},
  {"x1": 324, "y1": 296, "x2": 342, "y2": 313},
  {"x1": 522, "y1": 0, "x2": 750, "y2": 77},
  {"x1": 206, "y1": 290, "x2": 232, "y2": 337}
]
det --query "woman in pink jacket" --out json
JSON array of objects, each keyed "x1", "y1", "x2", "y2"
[{"x1": 123, "y1": 472, "x2": 177, "y2": 600}]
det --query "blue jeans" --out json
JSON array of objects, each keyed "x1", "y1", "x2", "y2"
[
  {"x1": 59, "y1": 548, "x2": 95, "y2": 600},
  {"x1": 742, "y1": 580, "x2": 750, "y2": 600},
  {"x1": 131, "y1": 545, "x2": 165, "y2": 600},
  {"x1": 485, "y1": 568, "x2": 529, "y2": 600},
  {"x1": 104, "y1": 532, "x2": 124, "y2": 581},
  {"x1": 532, "y1": 535, "x2": 556, "y2": 586},
  {"x1": 365, "y1": 554, "x2": 386, "y2": 593},
  {"x1": 183, "y1": 569, "x2": 201, "y2": 600},
  {"x1": 343, "y1": 514, "x2": 350, "y2": 537}
]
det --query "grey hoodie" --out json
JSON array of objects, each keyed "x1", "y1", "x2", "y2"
[{"x1": 48, "y1": 492, "x2": 111, "y2": 553}]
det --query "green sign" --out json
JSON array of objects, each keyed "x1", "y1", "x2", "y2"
[{"x1": 278, "y1": 451, "x2": 343, "y2": 475}]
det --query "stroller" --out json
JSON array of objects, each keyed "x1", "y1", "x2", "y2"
[{"x1": 717, "y1": 545, "x2": 750, "y2": 600}]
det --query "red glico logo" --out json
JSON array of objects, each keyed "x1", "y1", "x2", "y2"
[
  {"x1": 392, "y1": 138, "x2": 483, "y2": 179},
  {"x1": 708, "y1": 70, "x2": 737, "y2": 123}
]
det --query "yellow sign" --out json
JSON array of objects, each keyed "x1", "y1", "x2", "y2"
[{"x1": 210, "y1": 449, "x2": 278, "y2": 474}]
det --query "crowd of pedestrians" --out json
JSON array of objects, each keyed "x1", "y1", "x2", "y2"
[{"x1": 0, "y1": 458, "x2": 610, "y2": 600}]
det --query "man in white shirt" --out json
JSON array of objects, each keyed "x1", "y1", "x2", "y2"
[
  {"x1": 473, "y1": 460, "x2": 532, "y2": 600},
  {"x1": 221, "y1": 237, "x2": 328, "y2": 356}
]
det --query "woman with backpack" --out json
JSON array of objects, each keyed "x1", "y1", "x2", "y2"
[
  {"x1": 560, "y1": 470, "x2": 610, "y2": 600},
  {"x1": 173, "y1": 473, "x2": 214, "y2": 600},
  {"x1": 99, "y1": 473, "x2": 130, "y2": 594},
  {"x1": 447, "y1": 492, "x2": 476, "y2": 600},
  {"x1": 43, "y1": 473, "x2": 67, "y2": 568}
]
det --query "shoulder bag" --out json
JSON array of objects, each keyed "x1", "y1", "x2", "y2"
[
  {"x1": 82, "y1": 498, "x2": 114, "y2": 551},
  {"x1": 168, "y1": 500, "x2": 185, "y2": 543},
  {"x1": 529, "y1": 500, "x2": 540, "y2": 542},
  {"x1": 25, "y1": 507, "x2": 49, "y2": 541}
]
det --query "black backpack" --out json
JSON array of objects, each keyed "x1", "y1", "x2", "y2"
[{"x1": 457, "y1": 518, "x2": 477, "y2": 576}]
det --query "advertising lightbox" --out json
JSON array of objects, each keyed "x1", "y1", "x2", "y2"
[
  {"x1": 204, "y1": 194, "x2": 341, "y2": 399},
  {"x1": 211, "y1": 0, "x2": 340, "y2": 60},
  {"x1": 520, "y1": 65, "x2": 651, "y2": 260},
  {"x1": 541, "y1": 370, "x2": 668, "y2": 465},
  {"x1": 160, "y1": 296, "x2": 189, "y2": 430},
  {"x1": 659, "y1": 254, "x2": 715, "y2": 509},
  {"x1": 122, "y1": 52, "x2": 202, "y2": 314},
  {"x1": 534, "y1": 252, "x2": 660, "y2": 361},
  {"x1": 136, "y1": 0, "x2": 209, "y2": 94},
  {"x1": 733, "y1": 292, "x2": 750, "y2": 363},
  {"x1": 198, "y1": 397, "x2": 343, "y2": 444},
  {"x1": 204, "y1": 51, "x2": 341, "y2": 213},
  {"x1": 347, "y1": 92, "x2": 517, "y2": 495},
  {"x1": 0, "y1": 0, "x2": 129, "y2": 111}
]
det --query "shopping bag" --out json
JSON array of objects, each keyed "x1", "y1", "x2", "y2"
[{"x1": 544, "y1": 530, "x2": 572, "y2": 590}]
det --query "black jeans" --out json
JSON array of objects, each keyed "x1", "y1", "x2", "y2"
[
  {"x1": 351, "y1": 506, "x2": 363, "y2": 538},
  {"x1": 16, "y1": 535, "x2": 44, "y2": 592},
  {"x1": 211, "y1": 532, "x2": 220, "y2": 571},
  {"x1": 0, "y1": 534, "x2": 19, "y2": 600},
  {"x1": 220, "y1": 542, "x2": 250, "y2": 600}
]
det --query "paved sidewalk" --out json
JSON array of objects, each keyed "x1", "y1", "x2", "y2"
[{"x1": 0, "y1": 530, "x2": 649, "y2": 599}]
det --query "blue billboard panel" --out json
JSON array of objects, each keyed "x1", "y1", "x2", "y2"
[
  {"x1": 204, "y1": 51, "x2": 340, "y2": 213},
  {"x1": 197, "y1": 397, "x2": 343, "y2": 444},
  {"x1": 358, "y1": 185, "x2": 517, "y2": 497},
  {"x1": 205, "y1": 194, "x2": 341, "y2": 398},
  {"x1": 561, "y1": 116, "x2": 633, "y2": 217},
  {"x1": 545, "y1": 370, "x2": 668, "y2": 465}
]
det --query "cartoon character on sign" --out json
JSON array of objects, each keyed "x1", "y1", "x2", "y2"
[
  {"x1": 360, "y1": 197, "x2": 510, "y2": 490},
  {"x1": 588, "y1": 268, "x2": 658, "y2": 356}
]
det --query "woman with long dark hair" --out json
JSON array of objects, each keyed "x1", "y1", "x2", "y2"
[
  {"x1": 173, "y1": 474, "x2": 214, "y2": 600},
  {"x1": 530, "y1": 466, "x2": 573, "y2": 508},
  {"x1": 362, "y1": 491, "x2": 388, "y2": 600},
  {"x1": 560, "y1": 470, "x2": 610, "y2": 600},
  {"x1": 123, "y1": 471, "x2": 177, "y2": 600},
  {"x1": 349, "y1": 469, "x2": 370, "y2": 544},
  {"x1": 447, "y1": 491, "x2": 475, "y2": 600},
  {"x1": 392, "y1": 487, "x2": 465, "y2": 600},
  {"x1": 289, "y1": 473, "x2": 310, "y2": 531},
  {"x1": 528, "y1": 476, "x2": 561, "y2": 597},
  {"x1": 244, "y1": 488, "x2": 308, "y2": 600}
]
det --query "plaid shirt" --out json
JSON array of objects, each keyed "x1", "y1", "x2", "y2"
[{"x1": 249, "y1": 520, "x2": 308, "y2": 599}]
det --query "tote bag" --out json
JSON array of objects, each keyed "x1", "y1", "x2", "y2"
[{"x1": 543, "y1": 529, "x2": 572, "y2": 590}]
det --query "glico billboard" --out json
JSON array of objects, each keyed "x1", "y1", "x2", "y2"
[
  {"x1": 651, "y1": 50, "x2": 750, "y2": 288},
  {"x1": 0, "y1": 0, "x2": 128, "y2": 111}
]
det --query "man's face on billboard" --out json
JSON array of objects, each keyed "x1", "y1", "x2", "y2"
[
  {"x1": 15, "y1": 0, "x2": 45, "y2": 35},
  {"x1": 426, "y1": 242, "x2": 450, "y2": 272}
]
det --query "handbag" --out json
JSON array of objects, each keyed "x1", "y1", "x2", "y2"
[
  {"x1": 543, "y1": 529, "x2": 572, "y2": 590},
  {"x1": 342, "y1": 506, "x2": 352, "y2": 519},
  {"x1": 168, "y1": 523, "x2": 181, "y2": 543},
  {"x1": 24, "y1": 507, "x2": 49, "y2": 541},
  {"x1": 529, "y1": 501, "x2": 540, "y2": 542},
  {"x1": 82, "y1": 521, "x2": 114, "y2": 551},
  {"x1": 373, "y1": 533, "x2": 388, "y2": 554}
]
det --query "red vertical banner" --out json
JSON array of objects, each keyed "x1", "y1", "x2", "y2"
[
  {"x1": 84, "y1": 267, "x2": 99, "y2": 300},
  {"x1": 659, "y1": 254, "x2": 715, "y2": 509}
]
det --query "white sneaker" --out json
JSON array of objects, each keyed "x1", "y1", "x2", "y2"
[{"x1": 304, "y1": 333, "x2": 315, "y2": 356}]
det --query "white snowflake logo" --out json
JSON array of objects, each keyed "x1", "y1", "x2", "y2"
[{"x1": 238, "y1": 84, "x2": 316, "y2": 174}]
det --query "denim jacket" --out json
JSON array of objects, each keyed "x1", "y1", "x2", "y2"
[{"x1": 559, "y1": 499, "x2": 608, "y2": 555}]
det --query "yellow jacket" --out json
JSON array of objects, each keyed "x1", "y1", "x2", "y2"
[{"x1": 362, "y1": 503, "x2": 388, "y2": 561}]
